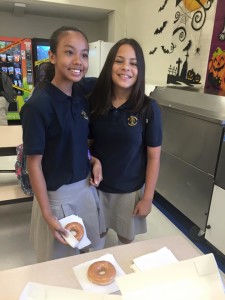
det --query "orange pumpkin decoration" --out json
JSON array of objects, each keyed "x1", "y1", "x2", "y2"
[
  {"x1": 183, "y1": 0, "x2": 207, "y2": 12},
  {"x1": 221, "y1": 75, "x2": 225, "y2": 91},
  {"x1": 208, "y1": 48, "x2": 225, "y2": 90},
  {"x1": 208, "y1": 48, "x2": 225, "y2": 78}
]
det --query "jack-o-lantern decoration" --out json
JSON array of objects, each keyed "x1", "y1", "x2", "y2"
[
  {"x1": 187, "y1": 69, "x2": 195, "y2": 82},
  {"x1": 208, "y1": 47, "x2": 225, "y2": 90},
  {"x1": 187, "y1": 69, "x2": 201, "y2": 84},
  {"x1": 194, "y1": 73, "x2": 201, "y2": 83},
  {"x1": 221, "y1": 76, "x2": 225, "y2": 91},
  {"x1": 208, "y1": 47, "x2": 225, "y2": 78},
  {"x1": 183, "y1": 0, "x2": 207, "y2": 12}
]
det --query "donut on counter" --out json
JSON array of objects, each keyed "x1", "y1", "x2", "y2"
[
  {"x1": 87, "y1": 260, "x2": 116, "y2": 285},
  {"x1": 65, "y1": 222, "x2": 84, "y2": 242}
]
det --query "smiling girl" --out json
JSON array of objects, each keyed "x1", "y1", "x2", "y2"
[
  {"x1": 89, "y1": 38, "x2": 162, "y2": 246},
  {"x1": 20, "y1": 26, "x2": 105, "y2": 262}
]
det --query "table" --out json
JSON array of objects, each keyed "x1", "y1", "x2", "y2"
[
  {"x1": 0, "y1": 234, "x2": 202, "y2": 300},
  {"x1": 0, "y1": 125, "x2": 22, "y2": 156},
  {"x1": 0, "y1": 125, "x2": 32, "y2": 204}
]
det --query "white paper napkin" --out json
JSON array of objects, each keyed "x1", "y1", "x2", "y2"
[
  {"x1": 117, "y1": 253, "x2": 225, "y2": 300},
  {"x1": 59, "y1": 215, "x2": 91, "y2": 249},
  {"x1": 131, "y1": 246, "x2": 178, "y2": 272},
  {"x1": 19, "y1": 282, "x2": 122, "y2": 300},
  {"x1": 73, "y1": 253, "x2": 126, "y2": 294}
]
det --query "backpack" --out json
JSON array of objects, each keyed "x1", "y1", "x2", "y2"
[
  {"x1": 15, "y1": 144, "x2": 34, "y2": 197},
  {"x1": 0, "y1": 72, "x2": 17, "y2": 103}
]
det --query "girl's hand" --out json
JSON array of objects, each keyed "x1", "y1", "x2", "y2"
[
  {"x1": 133, "y1": 198, "x2": 153, "y2": 217},
  {"x1": 89, "y1": 156, "x2": 103, "y2": 186},
  {"x1": 45, "y1": 214, "x2": 69, "y2": 245}
]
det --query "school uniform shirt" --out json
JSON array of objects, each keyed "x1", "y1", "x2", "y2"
[
  {"x1": 74, "y1": 77, "x2": 97, "y2": 96},
  {"x1": 20, "y1": 82, "x2": 91, "y2": 191},
  {"x1": 89, "y1": 97, "x2": 162, "y2": 194}
]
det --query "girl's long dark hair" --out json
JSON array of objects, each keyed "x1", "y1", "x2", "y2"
[
  {"x1": 38, "y1": 26, "x2": 88, "y2": 87},
  {"x1": 89, "y1": 38, "x2": 149, "y2": 119}
]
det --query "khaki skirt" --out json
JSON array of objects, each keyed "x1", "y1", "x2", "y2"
[
  {"x1": 98, "y1": 186, "x2": 147, "y2": 241},
  {"x1": 30, "y1": 177, "x2": 106, "y2": 262}
]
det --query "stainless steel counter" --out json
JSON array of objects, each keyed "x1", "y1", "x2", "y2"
[
  {"x1": 152, "y1": 87, "x2": 225, "y2": 124},
  {"x1": 151, "y1": 87, "x2": 225, "y2": 231}
]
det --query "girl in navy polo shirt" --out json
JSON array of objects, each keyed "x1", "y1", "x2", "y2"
[
  {"x1": 89, "y1": 38, "x2": 162, "y2": 245},
  {"x1": 20, "y1": 26, "x2": 105, "y2": 262}
]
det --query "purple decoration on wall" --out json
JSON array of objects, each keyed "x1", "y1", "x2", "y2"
[{"x1": 205, "y1": 0, "x2": 225, "y2": 91}]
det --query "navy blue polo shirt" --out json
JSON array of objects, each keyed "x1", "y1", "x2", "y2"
[
  {"x1": 20, "y1": 82, "x2": 90, "y2": 191},
  {"x1": 89, "y1": 98, "x2": 162, "y2": 193},
  {"x1": 74, "y1": 77, "x2": 97, "y2": 96}
]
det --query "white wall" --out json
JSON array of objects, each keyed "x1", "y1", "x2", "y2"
[
  {"x1": 0, "y1": 0, "x2": 126, "y2": 42},
  {"x1": 125, "y1": 0, "x2": 174, "y2": 86},
  {"x1": 0, "y1": 0, "x2": 217, "y2": 87},
  {"x1": 35, "y1": 0, "x2": 124, "y2": 10},
  {"x1": 0, "y1": 12, "x2": 107, "y2": 42},
  {"x1": 39, "y1": 0, "x2": 127, "y2": 41},
  {"x1": 125, "y1": 0, "x2": 217, "y2": 87}
]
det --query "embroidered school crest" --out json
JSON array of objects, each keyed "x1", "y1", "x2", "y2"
[
  {"x1": 128, "y1": 115, "x2": 138, "y2": 126},
  {"x1": 81, "y1": 110, "x2": 88, "y2": 120}
]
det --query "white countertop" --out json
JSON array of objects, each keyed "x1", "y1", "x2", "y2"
[{"x1": 0, "y1": 234, "x2": 202, "y2": 300}]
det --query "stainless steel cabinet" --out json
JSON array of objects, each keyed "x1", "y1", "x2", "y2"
[
  {"x1": 151, "y1": 87, "x2": 225, "y2": 231},
  {"x1": 215, "y1": 132, "x2": 225, "y2": 190}
]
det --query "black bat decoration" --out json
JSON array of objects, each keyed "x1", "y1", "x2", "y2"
[
  {"x1": 195, "y1": 47, "x2": 200, "y2": 54},
  {"x1": 183, "y1": 40, "x2": 192, "y2": 52},
  {"x1": 159, "y1": 0, "x2": 169, "y2": 12},
  {"x1": 149, "y1": 47, "x2": 157, "y2": 55},
  {"x1": 171, "y1": 43, "x2": 176, "y2": 52},
  {"x1": 176, "y1": 0, "x2": 182, "y2": 6},
  {"x1": 154, "y1": 21, "x2": 168, "y2": 34},
  {"x1": 161, "y1": 45, "x2": 170, "y2": 54}
]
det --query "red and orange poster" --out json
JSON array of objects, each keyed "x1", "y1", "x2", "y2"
[{"x1": 205, "y1": 0, "x2": 225, "y2": 91}]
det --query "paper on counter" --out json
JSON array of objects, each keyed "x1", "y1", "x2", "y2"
[
  {"x1": 19, "y1": 282, "x2": 122, "y2": 300},
  {"x1": 73, "y1": 253, "x2": 125, "y2": 294},
  {"x1": 131, "y1": 246, "x2": 178, "y2": 271},
  {"x1": 59, "y1": 215, "x2": 91, "y2": 249},
  {"x1": 117, "y1": 253, "x2": 225, "y2": 300}
]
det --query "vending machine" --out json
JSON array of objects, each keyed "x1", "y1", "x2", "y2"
[
  {"x1": 0, "y1": 36, "x2": 34, "y2": 121},
  {"x1": 32, "y1": 38, "x2": 50, "y2": 85}
]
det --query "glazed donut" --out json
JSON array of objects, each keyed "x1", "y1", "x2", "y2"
[
  {"x1": 65, "y1": 222, "x2": 84, "y2": 241},
  {"x1": 87, "y1": 260, "x2": 116, "y2": 285}
]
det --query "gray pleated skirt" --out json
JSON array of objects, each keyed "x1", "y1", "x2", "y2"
[
  {"x1": 98, "y1": 186, "x2": 147, "y2": 241},
  {"x1": 30, "y1": 177, "x2": 106, "y2": 262}
]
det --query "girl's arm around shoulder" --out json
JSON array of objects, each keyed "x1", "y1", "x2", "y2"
[{"x1": 73, "y1": 77, "x2": 97, "y2": 96}]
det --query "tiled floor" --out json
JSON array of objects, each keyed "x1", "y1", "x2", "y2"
[
  {"x1": 0, "y1": 155, "x2": 199, "y2": 271},
  {"x1": 0, "y1": 197, "x2": 196, "y2": 271}
]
